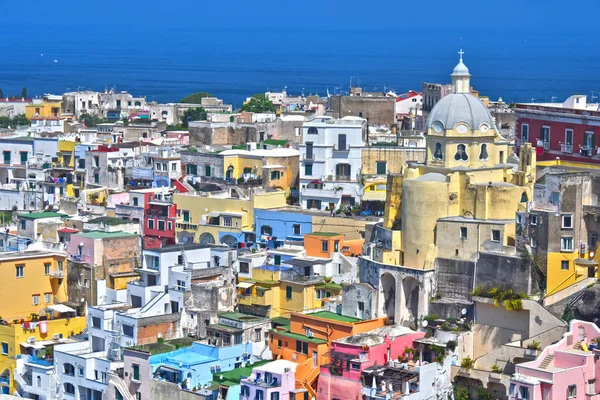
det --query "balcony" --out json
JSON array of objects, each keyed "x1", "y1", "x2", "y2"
[
  {"x1": 561, "y1": 144, "x2": 573, "y2": 153},
  {"x1": 580, "y1": 146, "x2": 593, "y2": 157},
  {"x1": 49, "y1": 269, "x2": 64, "y2": 279},
  {"x1": 25, "y1": 355, "x2": 54, "y2": 367},
  {"x1": 536, "y1": 140, "x2": 550, "y2": 150},
  {"x1": 301, "y1": 187, "x2": 342, "y2": 199},
  {"x1": 280, "y1": 271, "x2": 324, "y2": 285},
  {"x1": 70, "y1": 254, "x2": 83, "y2": 262},
  {"x1": 302, "y1": 153, "x2": 315, "y2": 161},
  {"x1": 176, "y1": 222, "x2": 198, "y2": 231}
]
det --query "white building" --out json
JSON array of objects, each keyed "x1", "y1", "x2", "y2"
[{"x1": 299, "y1": 116, "x2": 366, "y2": 211}]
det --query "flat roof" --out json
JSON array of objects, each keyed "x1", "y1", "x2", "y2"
[
  {"x1": 18, "y1": 212, "x2": 67, "y2": 220},
  {"x1": 87, "y1": 217, "x2": 131, "y2": 226},
  {"x1": 75, "y1": 230, "x2": 138, "y2": 239},
  {"x1": 149, "y1": 243, "x2": 213, "y2": 253},
  {"x1": 128, "y1": 337, "x2": 196, "y2": 355},
  {"x1": 308, "y1": 232, "x2": 342, "y2": 237},
  {"x1": 213, "y1": 360, "x2": 271, "y2": 387},
  {"x1": 219, "y1": 312, "x2": 267, "y2": 323},
  {"x1": 307, "y1": 311, "x2": 362, "y2": 323},
  {"x1": 272, "y1": 328, "x2": 327, "y2": 344}
]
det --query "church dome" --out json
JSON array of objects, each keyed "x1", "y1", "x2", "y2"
[
  {"x1": 426, "y1": 93, "x2": 495, "y2": 132},
  {"x1": 452, "y1": 60, "x2": 470, "y2": 76}
]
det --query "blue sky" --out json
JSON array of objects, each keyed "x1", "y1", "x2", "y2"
[{"x1": 1, "y1": 0, "x2": 599, "y2": 32}]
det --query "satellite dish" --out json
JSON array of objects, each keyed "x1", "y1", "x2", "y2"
[
  {"x1": 422, "y1": 320, "x2": 428, "y2": 328},
  {"x1": 461, "y1": 308, "x2": 468, "y2": 315},
  {"x1": 590, "y1": 251, "x2": 595, "y2": 258},
  {"x1": 157, "y1": 332, "x2": 162, "y2": 338}
]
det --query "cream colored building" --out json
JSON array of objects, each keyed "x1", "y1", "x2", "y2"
[{"x1": 358, "y1": 52, "x2": 536, "y2": 327}]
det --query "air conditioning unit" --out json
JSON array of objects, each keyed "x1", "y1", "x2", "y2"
[
  {"x1": 307, "y1": 332, "x2": 315, "y2": 338},
  {"x1": 53, "y1": 334, "x2": 61, "y2": 340},
  {"x1": 27, "y1": 337, "x2": 36, "y2": 344}
]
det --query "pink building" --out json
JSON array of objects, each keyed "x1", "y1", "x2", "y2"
[
  {"x1": 317, "y1": 326, "x2": 425, "y2": 400},
  {"x1": 240, "y1": 360, "x2": 299, "y2": 400},
  {"x1": 510, "y1": 320, "x2": 600, "y2": 400}
]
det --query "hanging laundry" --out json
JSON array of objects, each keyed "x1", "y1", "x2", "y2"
[{"x1": 39, "y1": 321, "x2": 48, "y2": 334}]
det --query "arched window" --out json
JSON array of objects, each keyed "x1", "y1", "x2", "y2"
[
  {"x1": 64, "y1": 383, "x2": 75, "y2": 394},
  {"x1": 433, "y1": 143, "x2": 444, "y2": 160},
  {"x1": 63, "y1": 363, "x2": 75, "y2": 376},
  {"x1": 454, "y1": 144, "x2": 468, "y2": 162},
  {"x1": 307, "y1": 127, "x2": 318, "y2": 135},
  {"x1": 479, "y1": 144, "x2": 489, "y2": 161},
  {"x1": 36, "y1": 376, "x2": 41, "y2": 387}
]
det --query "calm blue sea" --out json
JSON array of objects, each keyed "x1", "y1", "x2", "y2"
[{"x1": 0, "y1": 26, "x2": 598, "y2": 107}]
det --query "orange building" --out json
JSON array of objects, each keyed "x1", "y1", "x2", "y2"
[
  {"x1": 304, "y1": 232, "x2": 364, "y2": 258},
  {"x1": 269, "y1": 311, "x2": 385, "y2": 397}
]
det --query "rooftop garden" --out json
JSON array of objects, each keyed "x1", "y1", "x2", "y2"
[
  {"x1": 129, "y1": 337, "x2": 196, "y2": 355},
  {"x1": 471, "y1": 286, "x2": 527, "y2": 311},
  {"x1": 212, "y1": 360, "x2": 271, "y2": 387}
]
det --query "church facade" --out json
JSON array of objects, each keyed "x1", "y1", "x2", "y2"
[{"x1": 358, "y1": 51, "x2": 537, "y2": 327}]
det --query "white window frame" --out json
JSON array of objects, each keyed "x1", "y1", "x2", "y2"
[
  {"x1": 491, "y1": 229, "x2": 501, "y2": 242},
  {"x1": 44, "y1": 293, "x2": 52, "y2": 304},
  {"x1": 561, "y1": 213, "x2": 573, "y2": 229},
  {"x1": 561, "y1": 237, "x2": 574, "y2": 252},
  {"x1": 32, "y1": 295, "x2": 40, "y2": 306},
  {"x1": 16, "y1": 265, "x2": 24, "y2": 278},
  {"x1": 530, "y1": 237, "x2": 537, "y2": 248},
  {"x1": 222, "y1": 216, "x2": 232, "y2": 227},
  {"x1": 561, "y1": 260, "x2": 570, "y2": 270},
  {"x1": 530, "y1": 214, "x2": 538, "y2": 226},
  {"x1": 460, "y1": 227, "x2": 467, "y2": 239}
]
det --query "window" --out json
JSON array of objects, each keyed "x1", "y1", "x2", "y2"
[
  {"x1": 133, "y1": 364, "x2": 140, "y2": 381},
  {"x1": 530, "y1": 237, "x2": 537, "y2": 248},
  {"x1": 94, "y1": 173, "x2": 99, "y2": 184},
  {"x1": 239, "y1": 262, "x2": 249, "y2": 274},
  {"x1": 588, "y1": 379, "x2": 595, "y2": 395},
  {"x1": 337, "y1": 134, "x2": 347, "y2": 151},
  {"x1": 58, "y1": 260, "x2": 63, "y2": 271},
  {"x1": 243, "y1": 167, "x2": 252, "y2": 175},
  {"x1": 305, "y1": 327, "x2": 312, "y2": 336},
  {"x1": 491, "y1": 230, "x2": 501, "y2": 242},
  {"x1": 16, "y1": 265, "x2": 24, "y2": 278},
  {"x1": 519, "y1": 386, "x2": 530, "y2": 400},
  {"x1": 44, "y1": 263, "x2": 50, "y2": 275},
  {"x1": 182, "y1": 211, "x2": 190, "y2": 222},
  {"x1": 148, "y1": 219, "x2": 154, "y2": 229},
  {"x1": 274, "y1": 255, "x2": 281, "y2": 265},
  {"x1": 460, "y1": 227, "x2": 467, "y2": 239},
  {"x1": 307, "y1": 127, "x2": 318, "y2": 134},
  {"x1": 2, "y1": 151, "x2": 10, "y2": 164},
  {"x1": 64, "y1": 383, "x2": 75, "y2": 395},
  {"x1": 32, "y1": 295, "x2": 40, "y2": 306},
  {"x1": 122, "y1": 324, "x2": 134, "y2": 338},
  {"x1": 296, "y1": 340, "x2": 309, "y2": 354},
  {"x1": 376, "y1": 161, "x2": 387, "y2": 175},
  {"x1": 530, "y1": 214, "x2": 538, "y2": 225},
  {"x1": 541, "y1": 126, "x2": 550, "y2": 143},
  {"x1": 562, "y1": 214, "x2": 573, "y2": 229},
  {"x1": 241, "y1": 386, "x2": 250, "y2": 396},
  {"x1": 316, "y1": 289, "x2": 326, "y2": 300},
  {"x1": 479, "y1": 144, "x2": 489, "y2": 161},
  {"x1": 254, "y1": 328, "x2": 262, "y2": 342},
  {"x1": 256, "y1": 390, "x2": 264, "y2": 400},
  {"x1": 223, "y1": 216, "x2": 232, "y2": 227},
  {"x1": 358, "y1": 301, "x2": 365, "y2": 318},
  {"x1": 261, "y1": 225, "x2": 273, "y2": 236},
  {"x1": 63, "y1": 363, "x2": 75, "y2": 376},
  {"x1": 37, "y1": 375, "x2": 41, "y2": 387},
  {"x1": 521, "y1": 124, "x2": 529, "y2": 142},
  {"x1": 561, "y1": 237, "x2": 574, "y2": 252},
  {"x1": 1, "y1": 343, "x2": 8, "y2": 355},
  {"x1": 270, "y1": 171, "x2": 281, "y2": 180},
  {"x1": 133, "y1": 197, "x2": 138, "y2": 206},
  {"x1": 167, "y1": 221, "x2": 172, "y2": 231},
  {"x1": 136, "y1": 393, "x2": 142, "y2": 400},
  {"x1": 271, "y1": 392, "x2": 280, "y2": 400},
  {"x1": 78, "y1": 366, "x2": 84, "y2": 377},
  {"x1": 454, "y1": 144, "x2": 468, "y2": 161},
  {"x1": 550, "y1": 191, "x2": 560, "y2": 206},
  {"x1": 20, "y1": 219, "x2": 26, "y2": 230},
  {"x1": 433, "y1": 142, "x2": 443, "y2": 160},
  {"x1": 277, "y1": 339, "x2": 282, "y2": 348},
  {"x1": 321, "y1": 241, "x2": 328, "y2": 252},
  {"x1": 293, "y1": 224, "x2": 301, "y2": 235},
  {"x1": 116, "y1": 388, "x2": 124, "y2": 400},
  {"x1": 286, "y1": 286, "x2": 292, "y2": 299},
  {"x1": 351, "y1": 362, "x2": 360, "y2": 370},
  {"x1": 171, "y1": 163, "x2": 177, "y2": 171},
  {"x1": 44, "y1": 293, "x2": 52, "y2": 304},
  {"x1": 304, "y1": 164, "x2": 313, "y2": 176},
  {"x1": 567, "y1": 384, "x2": 577, "y2": 398},
  {"x1": 92, "y1": 316, "x2": 101, "y2": 328},
  {"x1": 561, "y1": 260, "x2": 570, "y2": 270},
  {"x1": 158, "y1": 220, "x2": 165, "y2": 231}
]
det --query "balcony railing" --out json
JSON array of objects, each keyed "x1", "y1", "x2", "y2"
[
  {"x1": 580, "y1": 146, "x2": 593, "y2": 157},
  {"x1": 280, "y1": 271, "x2": 324, "y2": 285},
  {"x1": 49, "y1": 270, "x2": 64, "y2": 279},
  {"x1": 176, "y1": 222, "x2": 198, "y2": 230},
  {"x1": 70, "y1": 254, "x2": 83, "y2": 261},
  {"x1": 561, "y1": 144, "x2": 573, "y2": 153},
  {"x1": 536, "y1": 140, "x2": 550, "y2": 150}
]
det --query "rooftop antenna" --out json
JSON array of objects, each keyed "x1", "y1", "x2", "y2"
[
  {"x1": 530, "y1": 97, "x2": 536, "y2": 103},
  {"x1": 349, "y1": 76, "x2": 356, "y2": 90},
  {"x1": 551, "y1": 96, "x2": 557, "y2": 103},
  {"x1": 590, "y1": 91, "x2": 599, "y2": 102}
]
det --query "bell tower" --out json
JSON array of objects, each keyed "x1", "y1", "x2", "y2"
[{"x1": 451, "y1": 49, "x2": 471, "y2": 94}]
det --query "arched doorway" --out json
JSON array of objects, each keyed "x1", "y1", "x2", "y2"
[
  {"x1": 220, "y1": 234, "x2": 237, "y2": 248},
  {"x1": 380, "y1": 273, "x2": 396, "y2": 322},
  {"x1": 199, "y1": 232, "x2": 215, "y2": 245},
  {"x1": 402, "y1": 277, "x2": 420, "y2": 328},
  {"x1": 226, "y1": 165, "x2": 234, "y2": 180}
]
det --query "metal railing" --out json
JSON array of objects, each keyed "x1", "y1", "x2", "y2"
[{"x1": 561, "y1": 144, "x2": 573, "y2": 153}]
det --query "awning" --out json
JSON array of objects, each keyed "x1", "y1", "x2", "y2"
[
  {"x1": 236, "y1": 282, "x2": 255, "y2": 289},
  {"x1": 47, "y1": 304, "x2": 76, "y2": 313},
  {"x1": 263, "y1": 165, "x2": 284, "y2": 169},
  {"x1": 362, "y1": 191, "x2": 386, "y2": 202},
  {"x1": 21, "y1": 342, "x2": 45, "y2": 350},
  {"x1": 58, "y1": 228, "x2": 79, "y2": 233}
]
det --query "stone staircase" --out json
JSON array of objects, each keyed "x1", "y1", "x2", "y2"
[{"x1": 539, "y1": 354, "x2": 554, "y2": 369}]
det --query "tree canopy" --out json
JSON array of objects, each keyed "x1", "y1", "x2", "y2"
[
  {"x1": 80, "y1": 113, "x2": 106, "y2": 127},
  {"x1": 240, "y1": 93, "x2": 276, "y2": 113},
  {"x1": 180, "y1": 92, "x2": 212, "y2": 104},
  {"x1": 181, "y1": 107, "x2": 208, "y2": 127},
  {"x1": 0, "y1": 114, "x2": 29, "y2": 128}
]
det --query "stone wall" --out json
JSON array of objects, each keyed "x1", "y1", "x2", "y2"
[
  {"x1": 136, "y1": 313, "x2": 181, "y2": 344},
  {"x1": 331, "y1": 96, "x2": 396, "y2": 126},
  {"x1": 342, "y1": 283, "x2": 376, "y2": 320},
  {"x1": 188, "y1": 122, "x2": 266, "y2": 145},
  {"x1": 475, "y1": 252, "x2": 532, "y2": 294},
  {"x1": 435, "y1": 258, "x2": 475, "y2": 301}
]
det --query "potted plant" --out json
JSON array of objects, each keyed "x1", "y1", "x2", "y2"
[
  {"x1": 460, "y1": 356, "x2": 474, "y2": 371},
  {"x1": 490, "y1": 364, "x2": 503, "y2": 379}
]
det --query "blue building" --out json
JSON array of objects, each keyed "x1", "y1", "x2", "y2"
[
  {"x1": 254, "y1": 208, "x2": 313, "y2": 247},
  {"x1": 150, "y1": 342, "x2": 253, "y2": 390}
]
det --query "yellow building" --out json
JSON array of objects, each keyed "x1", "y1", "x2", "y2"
[
  {"x1": 237, "y1": 262, "x2": 342, "y2": 319},
  {"x1": 221, "y1": 147, "x2": 299, "y2": 195},
  {"x1": 0, "y1": 314, "x2": 86, "y2": 394},
  {"x1": 25, "y1": 95, "x2": 62, "y2": 119},
  {"x1": 358, "y1": 52, "x2": 536, "y2": 326},
  {"x1": 0, "y1": 250, "x2": 68, "y2": 322},
  {"x1": 174, "y1": 189, "x2": 287, "y2": 246},
  {"x1": 57, "y1": 140, "x2": 77, "y2": 197}
]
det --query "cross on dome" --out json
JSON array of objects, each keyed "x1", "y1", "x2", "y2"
[{"x1": 458, "y1": 49, "x2": 464, "y2": 61}]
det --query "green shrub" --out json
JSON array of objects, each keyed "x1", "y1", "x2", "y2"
[{"x1": 460, "y1": 356, "x2": 474, "y2": 370}]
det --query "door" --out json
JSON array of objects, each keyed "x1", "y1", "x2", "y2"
[
  {"x1": 337, "y1": 134, "x2": 346, "y2": 151},
  {"x1": 312, "y1": 351, "x2": 318, "y2": 368},
  {"x1": 565, "y1": 129, "x2": 573, "y2": 145},
  {"x1": 306, "y1": 142, "x2": 313, "y2": 160}
]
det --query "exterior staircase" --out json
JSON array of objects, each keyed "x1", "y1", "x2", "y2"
[
  {"x1": 574, "y1": 341, "x2": 582, "y2": 350},
  {"x1": 539, "y1": 354, "x2": 554, "y2": 369}
]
